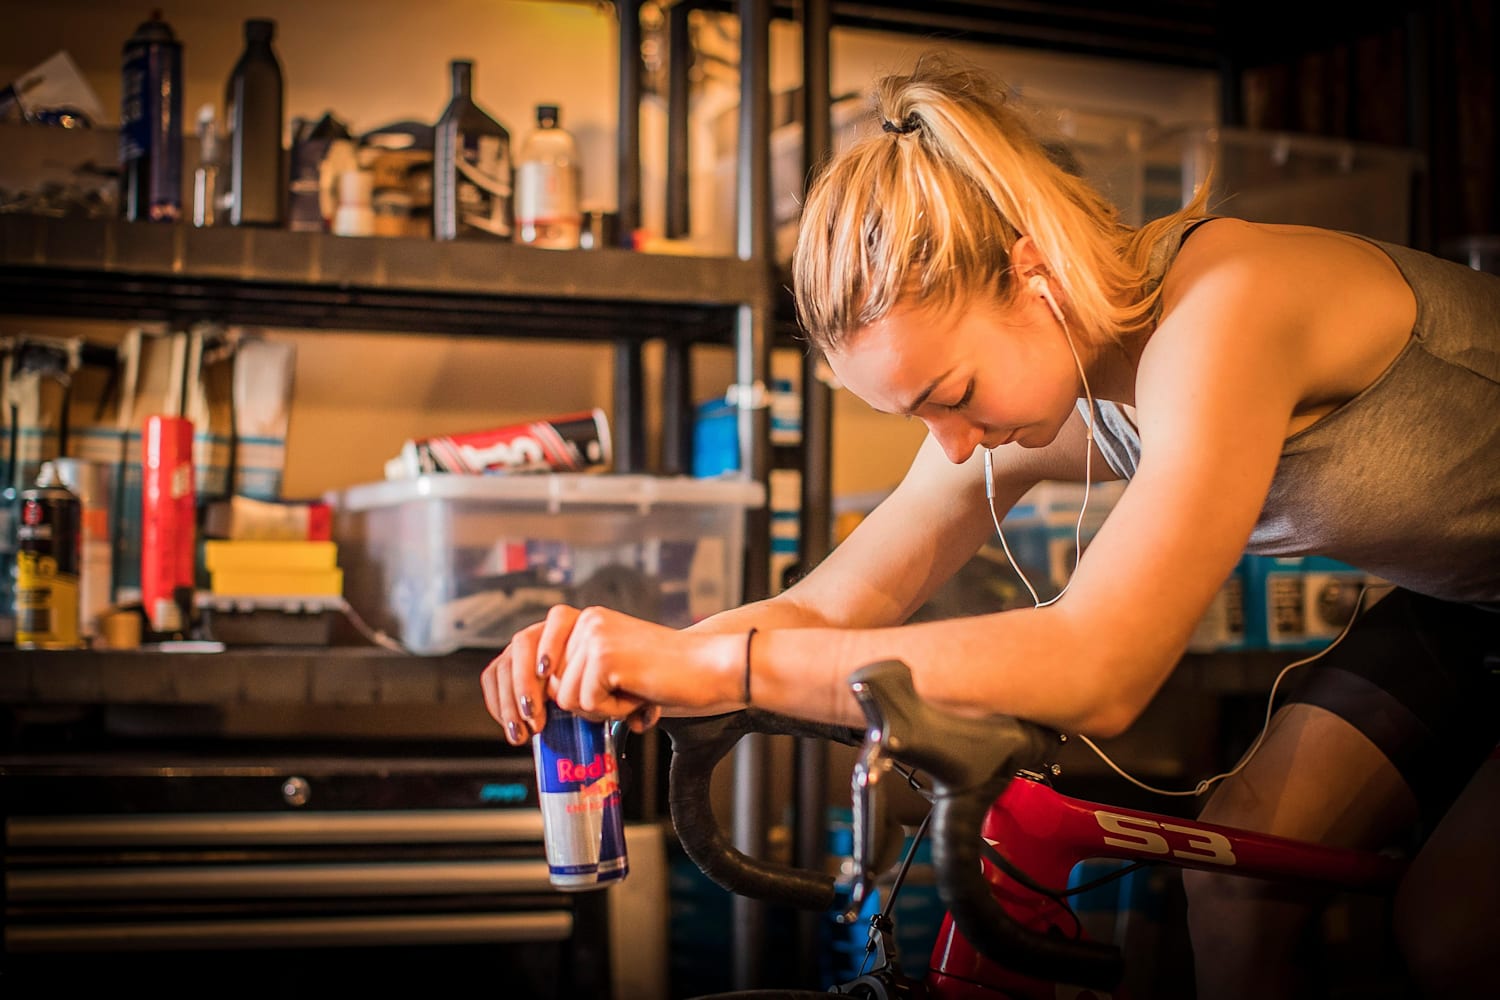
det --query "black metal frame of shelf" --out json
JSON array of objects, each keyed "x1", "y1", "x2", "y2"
[
  {"x1": 0, "y1": 647, "x2": 490, "y2": 709},
  {"x1": 0, "y1": 216, "x2": 762, "y2": 337}
]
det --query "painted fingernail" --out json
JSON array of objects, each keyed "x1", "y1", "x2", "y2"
[
  {"x1": 520, "y1": 695, "x2": 535, "y2": 719},
  {"x1": 506, "y1": 721, "x2": 523, "y2": 744},
  {"x1": 535, "y1": 654, "x2": 551, "y2": 679}
]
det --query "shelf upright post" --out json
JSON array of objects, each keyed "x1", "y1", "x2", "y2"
[
  {"x1": 665, "y1": 0, "x2": 695, "y2": 240},
  {"x1": 731, "y1": 0, "x2": 774, "y2": 990},
  {"x1": 615, "y1": 0, "x2": 648, "y2": 472},
  {"x1": 792, "y1": 0, "x2": 834, "y2": 985},
  {"x1": 1401, "y1": 5, "x2": 1432, "y2": 253},
  {"x1": 617, "y1": 0, "x2": 645, "y2": 242},
  {"x1": 661, "y1": 0, "x2": 700, "y2": 475}
]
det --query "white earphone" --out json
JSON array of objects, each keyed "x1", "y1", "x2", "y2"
[
  {"x1": 984, "y1": 268, "x2": 1095, "y2": 609},
  {"x1": 1029, "y1": 272, "x2": 1065, "y2": 325}
]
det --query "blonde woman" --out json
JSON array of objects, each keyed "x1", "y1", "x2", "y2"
[{"x1": 483, "y1": 55, "x2": 1499, "y2": 995}]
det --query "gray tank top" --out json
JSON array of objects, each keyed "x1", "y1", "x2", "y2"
[{"x1": 1082, "y1": 225, "x2": 1500, "y2": 606}]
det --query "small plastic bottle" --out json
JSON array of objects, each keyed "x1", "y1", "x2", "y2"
[
  {"x1": 333, "y1": 169, "x2": 375, "y2": 237},
  {"x1": 515, "y1": 104, "x2": 581, "y2": 249},
  {"x1": 192, "y1": 103, "x2": 222, "y2": 227}
]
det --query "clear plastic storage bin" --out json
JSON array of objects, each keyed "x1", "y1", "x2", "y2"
[
  {"x1": 328, "y1": 474, "x2": 765, "y2": 655},
  {"x1": 1143, "y1": 125, "x2": 1424, "y2": 242}
]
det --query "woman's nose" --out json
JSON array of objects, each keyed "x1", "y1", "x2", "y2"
[{"x1": 926, "y1": 414, "x2": 983, "y2": 464}]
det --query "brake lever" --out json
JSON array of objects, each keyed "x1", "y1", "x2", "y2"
[
  {"x1": 840, "y1": 736, "x2": 894, "y2": 924},
  {"x1": 844, "y1": 659, "x2": 1124, "y2": 992}
]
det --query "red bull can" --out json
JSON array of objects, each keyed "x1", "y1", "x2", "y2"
[{"x1": 531, "y1": 705, "x2": 629, "y2": 891}]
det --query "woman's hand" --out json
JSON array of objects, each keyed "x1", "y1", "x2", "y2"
[
  {"x1": 481, "y1": 604, "x2": 744, "y2": 745},
  {"x1": 480, "y1": 605, "x2": 579, "y2": 746}
]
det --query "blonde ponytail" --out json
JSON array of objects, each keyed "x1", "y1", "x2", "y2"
[{"x1": 793, "y1": 53, "x2": 1210, "y2": 353}]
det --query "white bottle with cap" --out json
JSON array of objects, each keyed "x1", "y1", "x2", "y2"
[
  {"x1": 515, "y1": 104, "x2": 581, "y2": 249},
  {"x1": 333, "y1": 168, "x2": 375, "y2": 237}
]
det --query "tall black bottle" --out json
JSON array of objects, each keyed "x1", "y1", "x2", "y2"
[
  {"x1": 119, "y1": 10, "x2": 183, "y2": 222},
  {"x1": 433, "y1": 60, "x2": 512, "y2": 240},
  {"x1": 225, "y1": 18, "x2": 284, "y2": 226}
]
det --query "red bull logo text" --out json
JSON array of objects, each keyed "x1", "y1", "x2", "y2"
[{"x1": 556, "y1": 751, "x2": 617, "y2": 784}]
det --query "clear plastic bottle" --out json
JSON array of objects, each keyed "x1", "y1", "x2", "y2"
[
  {"x1": 433, "y1": 60, "x2": 512, "y2": 240},
  {"x1": 192, "y1": 103, "x2": 222, "y2": 227},
  {"x1": 224, "y1": 18, "x2": 285, "y2": 227},
  {"x1": 515, "y1": 104, "x2": 581, "y2": 249}
]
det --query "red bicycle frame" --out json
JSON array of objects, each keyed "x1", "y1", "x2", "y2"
[{"x1": 922, "y1": 775, "x2": 1407, "y2": 999}]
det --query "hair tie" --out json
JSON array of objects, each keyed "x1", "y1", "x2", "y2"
[{"x1": 881, "y1": 112, "x2": 921, "y2": 135}]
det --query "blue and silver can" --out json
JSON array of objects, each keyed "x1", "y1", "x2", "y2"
[{"x1": 532, "y1": 705, "x2": 629, "y2": 890}]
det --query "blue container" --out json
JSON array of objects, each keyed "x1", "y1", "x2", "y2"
[
  {"x1": 1242, "y1": 554, "x2": 1370, "y2": 650},
  {"x1": 692, "y1": 380, "x2": 800, "y2": 478},
  {"x1": 120, "y1": 10, "x2": 183, "y2": 222}
]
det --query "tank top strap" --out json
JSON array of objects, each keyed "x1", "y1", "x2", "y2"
[
  {"x1": 1142, "y1": 215, "x2": 1220, "y2": 325},
  {"x1": 1179, "y1": 215, "x2": 1222, "y2": 245}
]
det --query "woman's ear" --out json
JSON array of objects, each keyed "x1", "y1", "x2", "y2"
[{"x1": 1008, "y1": 234, "x2": 1049, "y2": 285}]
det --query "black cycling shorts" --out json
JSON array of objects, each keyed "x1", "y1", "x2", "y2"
[{"x1": 1282, "y1": 588, "x2": 1500, "y2": 834}]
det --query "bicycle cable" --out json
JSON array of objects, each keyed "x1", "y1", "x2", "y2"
[
  {"x1": 865, "y1": 762, "x2": 1138, "y2": 960},
  {"x1": 860, "y1": 806, "x2": 934, "y2": 976},
  {"x1": 1062, "y1": 859, "x2": 1147, "y2": 897},
  {"x1": 977, "y1": 838, "x2": 1083, "y2": 940}
]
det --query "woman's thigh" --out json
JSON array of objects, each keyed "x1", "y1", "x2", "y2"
[{"x1": 1194, "y1": 701, "x2": 1417, "y2": 849}]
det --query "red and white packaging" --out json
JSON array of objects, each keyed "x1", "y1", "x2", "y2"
[
  {"x1": 202, "y1": 495, "x2": 333, "y2": 541},
  {"x1": 385, "y1": 408, "x2": 612, "y2": 478},
  {"x1": 141, "y1": 415, "x2": 196, "y2": 632}
]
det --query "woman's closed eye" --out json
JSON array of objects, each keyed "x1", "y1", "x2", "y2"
[{"x1": 940, "y1": 379, "x2": 975, "y2": 412}]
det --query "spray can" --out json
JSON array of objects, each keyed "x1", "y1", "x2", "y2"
[
  {"x1": 531, "y1": 705, "x2": 629, "y2": 890},
  {"x1": 0, "y1": 485, "x2": 17, "y2": 642},
  {"x1": 141, "y1": 415, "x2": 195, "y2": 634},
  {"x1": 15, "y1": 466, "x2": 84, "y2": 650},
  {"x1": 50, "y1": 458, "x2": 114, "y2": 639},
  {"x1": 120, "y1": 9, "x2": 184, "y2": 222}
]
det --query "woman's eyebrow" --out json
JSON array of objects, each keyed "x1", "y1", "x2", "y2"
[{"x1": 900, "y1": 367, "x2": 956, "y2": 415}]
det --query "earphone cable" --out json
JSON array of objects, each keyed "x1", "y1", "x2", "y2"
[
  {"x1": 985, "y1": 292, "x2": 1096, "y2": 608},
  {"x1": 1076, "y1": 583, "x2": 1382, "y2": 797}
]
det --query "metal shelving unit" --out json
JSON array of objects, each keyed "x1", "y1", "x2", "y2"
[{"x1": 0, "y1": 6, "x2": 777, "y2": 989}]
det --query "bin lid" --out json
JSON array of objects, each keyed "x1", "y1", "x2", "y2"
[{"x1": 327, "y1": 472, "x2": 766, "y2": 515}]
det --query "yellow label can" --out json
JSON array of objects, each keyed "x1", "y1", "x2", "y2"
[{"x1": 15, "y1": 483, "x2": 83, "y2": 650}]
